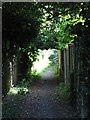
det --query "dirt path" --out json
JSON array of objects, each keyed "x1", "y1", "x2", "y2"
[
  {"x1": 41, "y1": 67, "x2": 55, "y2": 80},
  {"x1": 2, "y1": 68, "x2": 78, "y2": 119}
]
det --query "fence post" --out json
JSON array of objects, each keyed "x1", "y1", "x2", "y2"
[
  {"x1": 58, "y1": 49, "x2": 61, "y2": 78},
  {"x1": 66, "y1": 46, "x2": 69, "y2": 84},
  {"x1": 12, "y1": 56, "x2": 17, "y2": 86},
  {"x1": 64, "y1": 48, "x2": 67, "y2": 85}
]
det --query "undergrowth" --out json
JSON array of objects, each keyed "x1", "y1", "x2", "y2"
[
  {"x1": 8, "y1": 79, "x2": 30, "y2": 95},
  {"x1": 56, "y1": 82, "x2": 70, "y2": 101}
]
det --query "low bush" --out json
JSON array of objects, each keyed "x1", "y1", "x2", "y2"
[
  {"x1": 8, "y1": 79, "x2": 30, "y2": 95},
  {"x1": 56, "y1": 82, "x2": 70, "y2": 101}
]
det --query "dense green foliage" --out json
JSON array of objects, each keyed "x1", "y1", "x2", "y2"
[
  {"x1": 36, "y1": 2, "x2": 84, "y2": 50},
  {"x1": 2, "y1": 2, "x2": 90, "y2": 118},
  {"x1": 2, "y1": 2, "x2": 42, "y2": 60},
  {"x1": 2, "y1": 2, "x2": 84, "y2": 62},
  {"x1": 2, "y1": 2, "x2": 90, "y2": 99},
  {"x1": 56, "y1": 82, "x2": 70, "y2": 100},
  {"x1": 2, "y1": 3, "x2": 42, "y2": 82}
]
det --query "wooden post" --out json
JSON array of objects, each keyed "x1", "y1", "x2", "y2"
[
  {"x1": 58, "y1": 49, "x2": 61, "y2": 78},
  {"x1": 12, "y1": 56, "x2": 17, "y2": 86},
  {"x1": 64, "y1": 49, "x2": 67, "y2": 85},
  {"x1": 10, "y1": 61, "x2": 13, "y2": 86},
  {"x1": 66, "y1": 47, "x2": 69, "y2": 84},
  {"x1": 61, "y1": 50, "x2": 64, "y2": 81}
]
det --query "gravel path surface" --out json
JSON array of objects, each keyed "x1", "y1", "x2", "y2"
[{"x1": 2, "y1": 68, "x2": 78, "y2": 119}]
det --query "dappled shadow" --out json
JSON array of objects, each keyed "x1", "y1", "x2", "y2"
[
  {"x1": 2, "y1": 68, "x2": 79, "y2": 118},
  {"x1": 2, "y1": 52, "x2": 78, "y2": 118}
]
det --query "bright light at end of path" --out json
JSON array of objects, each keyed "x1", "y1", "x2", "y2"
[{"x1": 32, "y1": 49, "x2": 54, "y2": 73}]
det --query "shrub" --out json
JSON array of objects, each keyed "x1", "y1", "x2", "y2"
[
  {"x1": 8, "y1": 79, "x2": 30, "y2": 95},
  {"x1": 56, "y1": 82, "x2": 70, "y2": 101}
]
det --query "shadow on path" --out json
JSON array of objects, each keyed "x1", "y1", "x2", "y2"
[{"x1": 2, "y1": 68, "x2": 79, "y2": 118}]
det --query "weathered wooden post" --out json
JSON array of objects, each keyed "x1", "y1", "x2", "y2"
[
  {"x1": 61, "y1": 50, "x2": 64, "y2": 81},
  {"x1": 9, "y1": 55, "x2": 18, "y2": 87},
  {"x1": 64, "y1": 48, "x2": 67, "y2": 85},
  {"x1": 12, "y1": 56, "x2": 17, "y2": 86},
  {"x1": 66, "y1": 46, "x2": 70, "y2": 84},
  {"x1": 58, "y1": 49, "x2": 61, "y2": 79},
  {"x1": 10, "y1": 61, "x2": 13, "y2": 86},
  {"x1": 68, "y1": 43, "x2": 77, "y2": 107}
]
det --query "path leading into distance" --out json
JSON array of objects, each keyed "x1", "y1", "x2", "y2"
[{"x1": 2, "y1": 67, "x2": 79, "y2": 118}]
